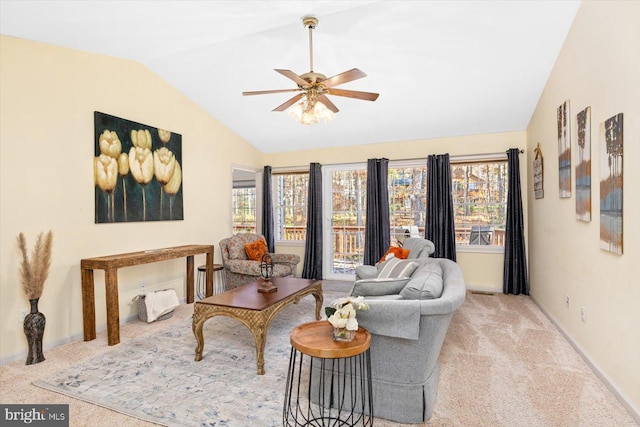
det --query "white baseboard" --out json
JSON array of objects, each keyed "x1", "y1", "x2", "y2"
[
  {"x1": 532, "y1": 296, "x2": 640, "y2": 424},
  {"x1": 465, "y1": 283, "x2": 501, "y2": 294}
]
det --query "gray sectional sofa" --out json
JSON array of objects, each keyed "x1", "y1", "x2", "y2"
[{"x1": 313, "y1": 257, "x2": 466, "y2": 424}]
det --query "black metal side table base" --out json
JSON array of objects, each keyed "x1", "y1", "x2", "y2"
[{"x1": 283, "y1": 347, "x2": 373, "y2": 426}]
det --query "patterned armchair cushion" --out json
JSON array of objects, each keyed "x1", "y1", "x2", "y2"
[
  {"x1": 228, "y1": 234, "x2": 264, "y2": 260},
  {"x1": 224, "y1": 260, "x2": 293, "y2": 277}
]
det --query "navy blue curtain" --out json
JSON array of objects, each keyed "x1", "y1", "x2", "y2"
[
  {"x1": 364, "y1": 158, "x2": 390, "y2": 265},
  {"x1": 425, "y1": 154, "x2": 457, "y2": 261},
  {"x1": 302, "y1": 163, "x2": 323, "y2": 279},
  {"x1": 503, "y1": 149, "x2": 529, "y2": 295},
  {"x1": 261, "y1": 165, "x2": 275, "y2": 252}
]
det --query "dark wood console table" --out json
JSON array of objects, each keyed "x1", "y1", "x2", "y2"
[{"x1": 81, "y1": 244, "x2": 214, "y2": 346}]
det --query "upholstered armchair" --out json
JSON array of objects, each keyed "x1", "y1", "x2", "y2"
[{"x1": 219, "y1": 233, "x2": 300, "y2": 289}]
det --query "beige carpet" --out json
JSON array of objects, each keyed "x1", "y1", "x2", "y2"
[{"x1": 0, "y1": 282, "x2": 637, "y2": 427}]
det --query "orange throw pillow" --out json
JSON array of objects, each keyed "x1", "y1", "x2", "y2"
[
  {"x1": 245, "y1": 239, "x2": 268, "y2": 261},
  {"x1": 378, "y1": 246, "x2": 410, "y2": 263}
]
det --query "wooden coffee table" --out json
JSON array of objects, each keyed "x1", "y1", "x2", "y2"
[{"x1": 192, "y1": 277, "x2": 323, "y2": 375}]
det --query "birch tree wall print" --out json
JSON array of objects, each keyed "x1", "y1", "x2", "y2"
[
  {"x1": 94, "y1": 111, "x2": 184, "y2": 223},
  {"x1": 576, "y1": 106, "x2": 591, "y2": 221},
  {"x1": 599, "y1": 113, "x2": 623, "y2": 254},
  {"x1": 557, "y1": 100, "x2": 571, "y2": 198}
]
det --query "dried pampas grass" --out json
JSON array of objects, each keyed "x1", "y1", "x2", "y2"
[{"x1": 17, "y1": 230, "x2": 54, "y2": 300}]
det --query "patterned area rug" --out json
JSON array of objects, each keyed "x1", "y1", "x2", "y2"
[
  {"x1": 34, "y1": 284, "x2": 350, "y2": 427},
  {"x1": 33, "y1": 283, "x2": 637, "y2": 427}
]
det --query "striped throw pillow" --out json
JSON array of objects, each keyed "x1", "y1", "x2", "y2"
[{"x1": 376, "y1": 257, "x2": 419, "y2": 279}]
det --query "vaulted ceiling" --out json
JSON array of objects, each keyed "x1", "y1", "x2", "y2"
[{"x1": 0, "y1": 1, "x2": 581, "y2": 153}]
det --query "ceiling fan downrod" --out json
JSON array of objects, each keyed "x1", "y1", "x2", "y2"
[{"x1": 302, "y1": 16, "x2": 318, "y2": 73}]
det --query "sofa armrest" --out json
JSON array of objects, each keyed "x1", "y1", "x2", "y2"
[
  {"x1": 356, "y1": 299, "x2": 422, "y2": 340},
  {"x1": 269, "y1": 253, "x2": 300, "y2": 266},
  {"x1": 224, "y1": 259, "x2": 262, "y2": 276},
  {"x1": 350, "y1": 277, "x2": 411, "y2": 297}
]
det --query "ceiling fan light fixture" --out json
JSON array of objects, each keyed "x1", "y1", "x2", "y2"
[
  {"x1": 243, "y1": 15, "x2": 378, "y2": 124},
  {"x1": 288, "y1": 96, "x2": 335, "y2": 125}
]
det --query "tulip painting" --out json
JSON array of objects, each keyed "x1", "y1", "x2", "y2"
[{"x1": 94, "y1": 112, "x2": 183, "y2": 223}]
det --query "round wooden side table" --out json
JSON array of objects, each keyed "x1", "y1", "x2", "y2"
[{"x1": 283, "y1": 320, "x2": 373, "y2": 426}]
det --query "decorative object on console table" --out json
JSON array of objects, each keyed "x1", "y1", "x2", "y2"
[
  {"x1": 325, "y1": 296, "x2": 369, "y2": 342},
  {"x1": 17, "y1": 230, "x2": 53, "y2": 365},
  {"x1": 258, "y1": 253, "x2": 277, "y2": 293}
]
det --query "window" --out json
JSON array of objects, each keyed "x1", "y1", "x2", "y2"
[
  {"x1": 327, "y1": 167, "x2": 367, "y2": 275},
  {"x1": 273, "y1": 172, "x2": 309, "y2": 241},
  {"x1": 388, "y1": 163, "x2": 428, "y2": 245},
  {"x1": 451, "y1": 158, "x2": 508, "y2": 248},
  {"x1": 232, "y1": 187, "x2": 256, "y2": 234}
]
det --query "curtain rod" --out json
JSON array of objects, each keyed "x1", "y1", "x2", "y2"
[{"x1": 272, "y1": 151, "x2": 521, "y2": 171}]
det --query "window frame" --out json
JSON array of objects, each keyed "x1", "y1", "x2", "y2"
[
  {"x1": 450, "y1": 153, "x2": 508, "y2": 254},
  {"x1": 388, "y1": 159, "x2": 428, "y2": 246},
  {"x1": 231, "y1": 186, "x2": 257, "y2": 235},
  {"x1": 272, "y1": 168, "x2": 309, "y2": 246}
]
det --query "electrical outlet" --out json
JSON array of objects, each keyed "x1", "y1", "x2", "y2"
[
  {"x1": 581, "y1": 306, "x2": 587, "y2": 322},
  {"x1": 140, "y1": 283, "x2": 146, "y2": 292},
  {"x1": 565, "y1": 295, "x2": 570, "y2": 308},
  {"x1": 19, "y1": 310, "x2": 27, "y2": 323}
]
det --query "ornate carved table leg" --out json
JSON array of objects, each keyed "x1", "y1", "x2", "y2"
[{"x1": 192, "y1": 305, "x2": 207, "y2": 362}]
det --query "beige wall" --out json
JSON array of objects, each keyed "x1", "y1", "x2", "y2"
[
  {"x1": 0, "y1": 36, "x2": 262, "y2": 360},
  {"x1": 266, "y1": 130, "x2": 528, "y2": 292},
  {"x1": 527, "y1": 1, "x2": 639, "y2": 412}
]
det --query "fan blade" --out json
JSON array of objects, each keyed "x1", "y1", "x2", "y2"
[
  {"x1": 273, "y1": 93, "x2": 305, "y2": 112},
  {"x1": 317, "y1": 94, "x2": 339, "y2": 113},
  {"x1": 275, "y1": 69, "x2": 310, "y2": 87},
  {"x1": 321, "y1": 68, "x2": 367, "y2": 88},
  {"x1": 327, "y1": 88, "x2": 379, "y2": 102},
  {"x1": 243, "y1": 88, "x2": 301, "y2": 96}
]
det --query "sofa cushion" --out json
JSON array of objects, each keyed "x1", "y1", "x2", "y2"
[
  {"x1": 378, "y1": 246, "x2": 410, "y2": 263},
  {"x1": 351, "y1": 277, "x2": 412, "y2": 297},
  {"x1": 402, "y1": 238, "x2": 436, "y2": 260},
  {"x1": 377, "y1": 257, "x2": 419, "y2": 279},
  {"x1": 244, "y1": 239, "x2": 268, "y2": 261},
  {"x1": 400, "y1": 262, "x2": 444, "y2": 300}
]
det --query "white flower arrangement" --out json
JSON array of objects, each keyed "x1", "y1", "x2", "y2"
[{"x1": 325, "y1": 296, "x2": 370, "y2": 331}]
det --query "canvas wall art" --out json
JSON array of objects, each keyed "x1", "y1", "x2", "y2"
[
  {"x1": 575, "y1": 106, "x2": 591, "y2": 221},
  {"x1": 557, "y1": 100, "x2": 571, "y2": 198},
  {"x1": 94, "y1": 111, "x2": 183, "y2": 223},
  {"x1": 533, "y1": 143, "x2": 544, "y2": 199},
  {"x1": 599, "y1": 113, "x2": 623, "y2": 254}
]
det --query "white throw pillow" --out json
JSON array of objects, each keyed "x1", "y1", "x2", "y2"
[{"x1": 376, "y1": 257, "x2": 419, "y2": 279}]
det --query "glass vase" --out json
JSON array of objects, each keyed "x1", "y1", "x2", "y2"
[{"x1": 332, "y1": 327, "x2": 355, "y2": 342}]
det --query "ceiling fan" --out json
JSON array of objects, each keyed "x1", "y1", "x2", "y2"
[{"x1": 242, "y1": 16, "x2": 379, "y2": 124}]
